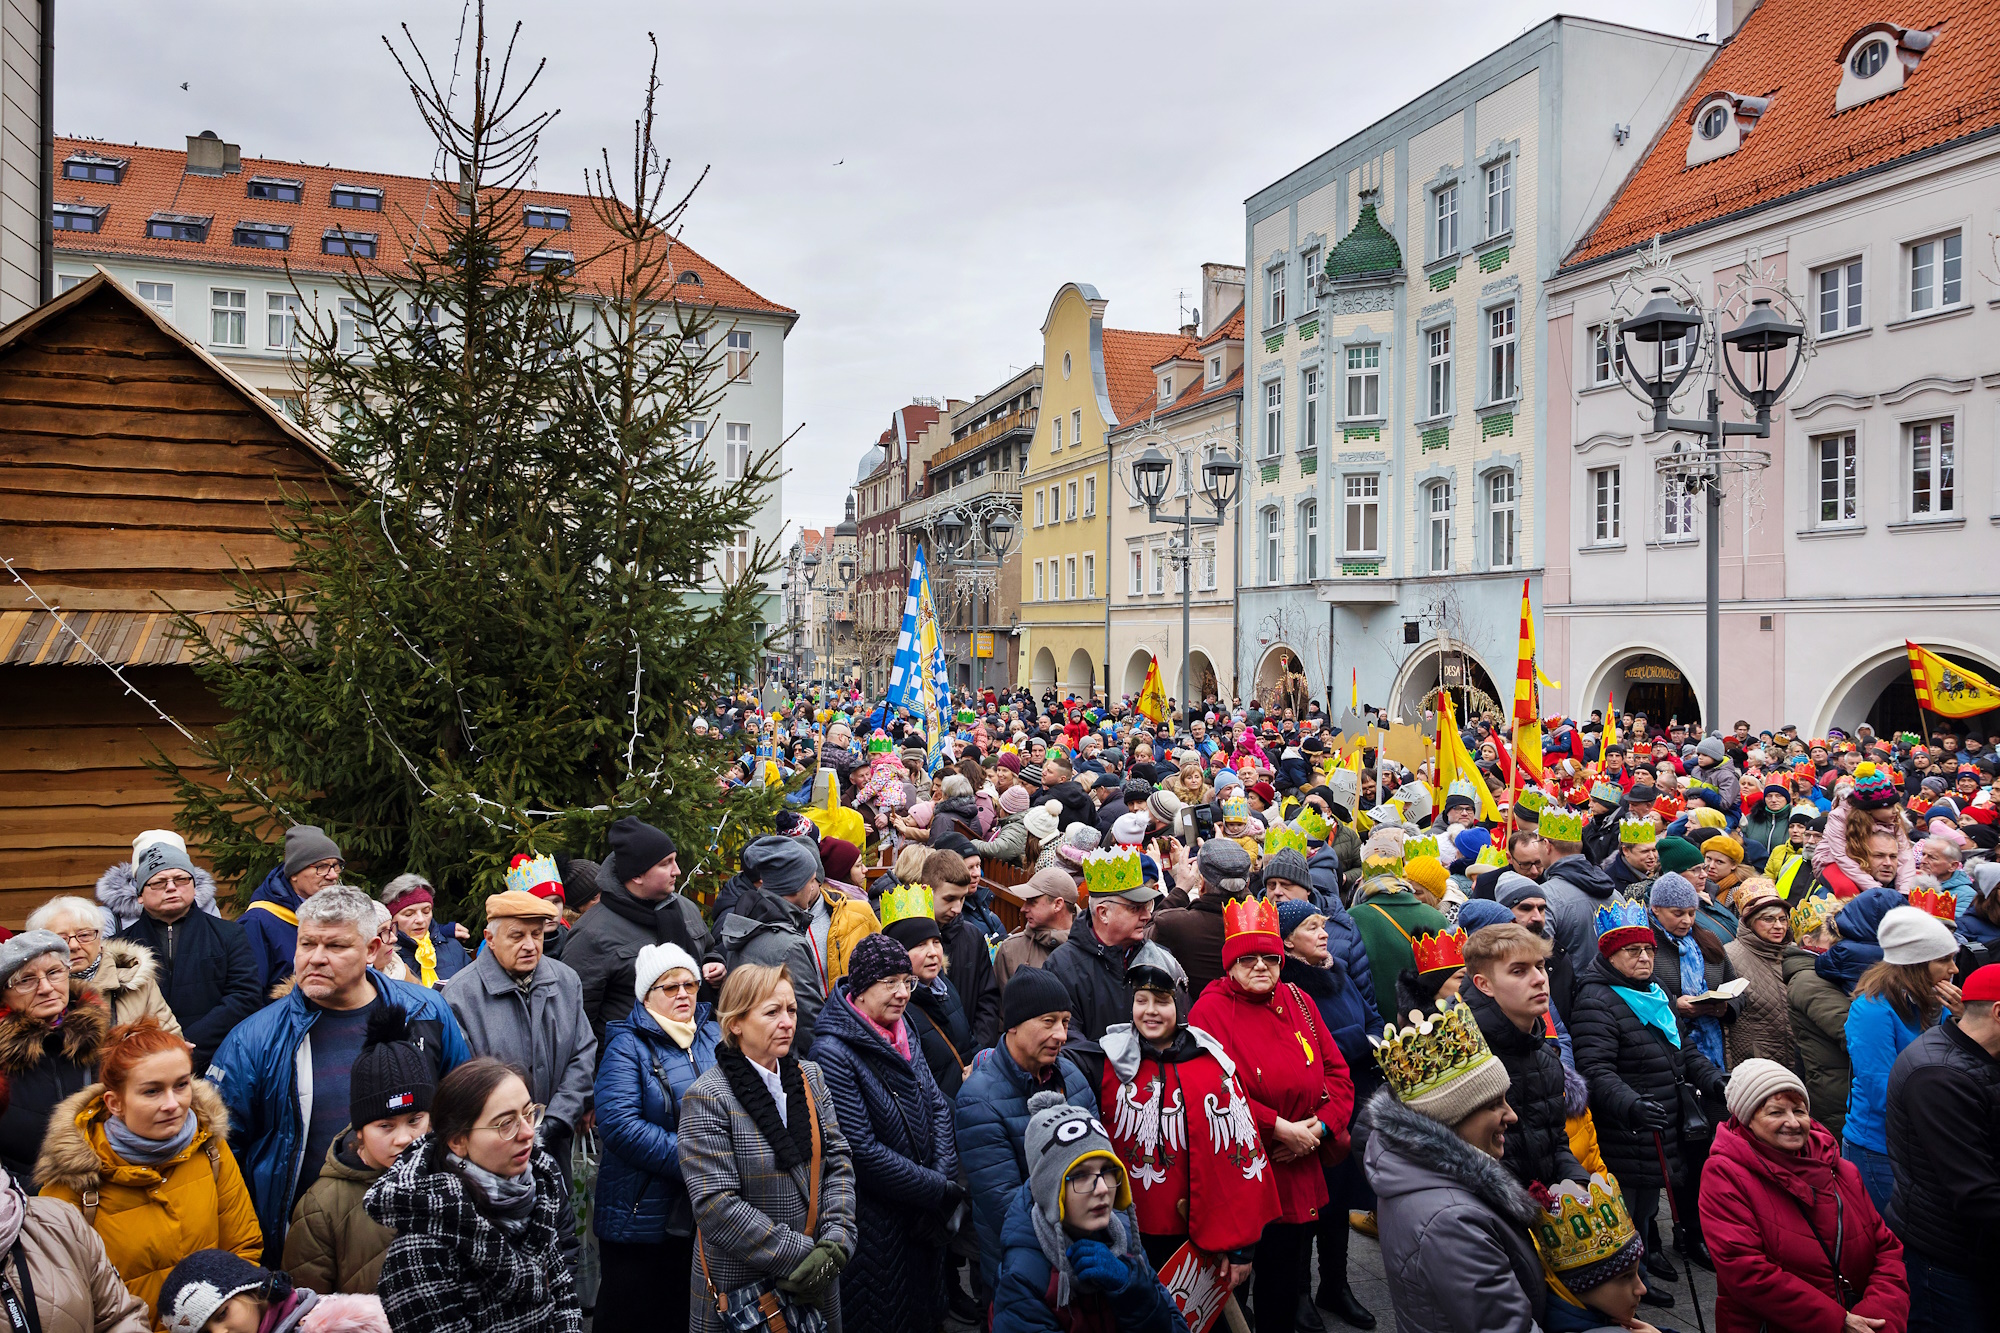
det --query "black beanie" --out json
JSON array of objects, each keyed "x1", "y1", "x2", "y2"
[
  {"x1": 609, "y1": 816, "x2": 676, "y2": 885},
  {"x1": 1002, "y1": 966, "x2": 1073, "y2": 1032},
  {"x1": 883, "y1": 914, "x2": 941, "y2": 950},
  {"x1": 350, "y1": 1006, "x2": 436, "y2": 1129}
]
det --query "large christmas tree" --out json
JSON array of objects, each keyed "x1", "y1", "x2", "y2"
[{"x1": 162, "y1": 17, "x2": 783, "y2": 913}]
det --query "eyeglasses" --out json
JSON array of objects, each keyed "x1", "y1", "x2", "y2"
[
  {"x1": 302, "y1": 858, "x2": 344, "y2": 876},
  {"x1": 1241, "y1": 955, "x2": 1283, "y2": 971},
  {"x1": 55, "y1": 930, "x2": 101, "y2": 947},
  {"x1": 475, "y1": 1103, "x2": 546, "y2": 1138},
  {"x1": 1618, "y1": 944, "x2": 1659, "y2": 957},
  {"x1": 648, "y1": 979, "x2": 700, "y2": 997},
  {"x1": 870, "y1": 977, "x2": 916, "y2": 994},
  {"x1": 6, "y1": 965, "x2": 69, "y2": 995},
  {"x1": 1065, "y1": 1165, "x2": 1123, "y2": 1194},
  {"x1": 143, "y1": 874, "x2": 195, "y2": 892}
]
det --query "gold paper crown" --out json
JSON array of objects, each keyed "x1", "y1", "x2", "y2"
[
  {"x1": 1790, "y1": 891, "x2": 1838, "y2": 940},
  {"x1": 1220, "y1": 792, "x2": 1251, "y2": 820},
  {"x1": 1534, "y1": 1173, "x2": 1640, "y2": 1279},
  {"x1": 1264, "y1": 824, "x2": 1308, "y2": 859},
  {"x1": 1618, "y1": 818, "x2": 1657, "y2": 846},
  {"x1": 1405, "y1": 834, "x2": 1441, "y2": 863},
  {"x1": 1369, "y1": 997, "x2": 1496, "y2": 1105},
  {"x1": 505, "y1": 853, "x2": 560, "y2": 897},
  {"x1": 1537, "y1": 807, "x2": 1583, "y2": 843},
  {"x1": 1082, "y1": 847, "x2": 1144, "y2": 898},
  {"x1": 878, "y1": 882, "x2": 935, "y2": 929},
  {"x1": 1295, "y1": 807, "x2": 1329, "y2": 842}
]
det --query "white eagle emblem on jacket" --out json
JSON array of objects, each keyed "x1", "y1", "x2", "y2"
[
  {"x1": 1203, "y1": 1080, "x2": 1269, "y2": 1182},
  {"x1": 1113, "y1": 1074, "x2": 1185, "y2": 1189}
]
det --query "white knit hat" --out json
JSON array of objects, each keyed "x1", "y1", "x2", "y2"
[
  {"x1": 1877, "y1": 904, "x2": 1958, "y2": 966},
  {"x1": 632, "y1": 941, "x2": 701, "y2": 1002}
]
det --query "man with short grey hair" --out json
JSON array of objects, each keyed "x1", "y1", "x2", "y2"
[{"x1": 207, "y1": 884, "x2": 472, "y2": 1264}]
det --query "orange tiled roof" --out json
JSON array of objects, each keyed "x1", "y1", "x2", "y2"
[
  {"x1": 1102, "y1": 327, "x2": 1199, "y2": 423},
  {"x1": 1566, "y1": 0, "x2": 2000, "y2": 267},
  {"x1": 1198, "y1": 306, "x2": 1246, "y2": 348},
  {"x1": 1118, "y1": 364, "x2": 1245, "y2": 426},
  {"x1": 51, "y1": 136, "x2": 795, "y2": 318}
]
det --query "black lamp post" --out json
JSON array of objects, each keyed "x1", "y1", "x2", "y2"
[
  {"x1": 931, "y1": 507, "x2": 1017, "y2": 695},
  {"x1": 1615, "y1": 287, "x2": 1803, "y2": 734},
  {"x1": 1133, "y1": 445, "x2": 1240, "y2": 723}
]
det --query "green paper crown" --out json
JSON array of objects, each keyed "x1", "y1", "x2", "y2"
[
  {"x1": 1295, "y1": 807, "x2": 1329, "y2": 842},
  {"x1": 1264, "y1": 824, "x2": 1308, "y2": 859},
  {"x1": 1536, "y1": 807, "x2": 1584, "y2": 843},
  {"x1": 1082, "y1": 847, "x2": 1143, "y2": 898},
  {"x1": 1515, "y1": 789, "x2": 1548, "y2": 816},
  {"x1": 1535, "y1": 1173, "x2": 1640, "y2": 1279},
  {"x1": 879, "y1": 882, "x2": 935, "y2": 928},
  {"x1": 1404, "y1": 834, "x2": 1440, "y2": 862},
  {"x1": 1618, "y1": 818, "x2": 1657, "y2": 846}
]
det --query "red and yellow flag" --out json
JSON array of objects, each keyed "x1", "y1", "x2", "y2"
[
  {"x1": 1511, "y1": 578, "x2": 1545, "y2": 787},
  {"x1": 1907, "y1": 641, "x2": 2000, "y2": 719},
  {"x1": 1136, "y1": 654, "x2": 1169, "y2": 726},
  {"x1": 1599, "y1": 689, "x2": 1617, "y2": 766}
]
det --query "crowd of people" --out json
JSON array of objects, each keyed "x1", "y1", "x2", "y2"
[{"x1": 3, "y1": 681, "x2": 1995, "y2": 1333}]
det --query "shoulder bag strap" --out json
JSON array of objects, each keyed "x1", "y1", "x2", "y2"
[
  {"x1": 803, "y1": 1068, "x2": 823, "y2": 1238},
  {"x1": 1, "y1": 1240, "x2": 38, "y2": 1333},
  {"x1": 916, "y1": 1006, "x2": 966, "y2": 1074},
  {"x1": 1782, "y1": 1187, "x2": 1852, "y2": 1308},
  {"x1": 80, "y1": 1190, "x2": 98, "y2": 1228},
  {"x1": 1363, "y1": 900, "x2": 1416, "y2": 948}
]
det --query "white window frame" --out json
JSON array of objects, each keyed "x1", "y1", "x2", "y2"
[
  {"x1": 1084, "y1": 553, "x2": 1095, "y2": 597},
  {"x1": 1052, "y1": 416, "x2": 1064, "y2": 452},
  {"x1": 1660, "y1": 473, "x2": 1699, "y2": 544},
  {"x1": 210, "y1": 288, "x2": 246, "y2": 346},
  {"x1": 724, "y1": 423, "x2": 752, "y2": 482},
  {"x1": 1262, "y1": 379, "x2": 1283, "y2": 458},
  {"x1": 1906, "y1": 231, "x2": 1963, "y2": 315},
  {"x1": 1343, "y1": 473, "x2": 1381, "y2": 557},
  {"x1": 136, "y1": 281, "x2": 173, "y2": 316},
  {"x1": 1066, "y1": 556, "x2": 1079, "y2": 600},
  {"x1": 1434, "y1": 183, "x2": 1460, "y2": 259},
  {"x1": 336, "y1": 297, "x2": 373, "y2": 355},
  {"x1": 1483, "y1": 158, "x2": 1512, "y2": 239},
  {"x1": 1129, "y1": 548, "x2": 1144, "y2": 595},
  {"x1": 1589, "y1": 324, "x2": 1626, "y2": 387},
  {"x1": 1197, "y1": 537, "x2": 1217, "y2": 591},
  {"x1": 1300, "y1": 500, "x2": 1319, "y2": 581},
  {"x1": 1345, "y1": 344, "x2": 1381, "y2": 419},
  {"x1": 1426, "y1": 479, "x2": 1454, "y2": 574},
  {"x1": 1066, "y1": 481, "x2": 1078, "y2": 521},
  {"x1": 1812, "y1": 431, "x2": 1860, "y2": 527},
  {"x1": 1300, "y1": 247, "x2": 1321, "y2": 312},
  {"x1": 266, "y1": 292, "x2": 301, "y2": 350},
  {"x1": 1486, "y1": 469, "x2": 1518, "y2": 570},
  {"x1": 1487, "y1": 303, "x2": 1518, "y2": 404},
  {"x1": 1084, "y1": 476, "x2": 1096, "y2": 517},
  {"x1": 1261, "y1": 508, "x2": 1281, "y2": 586},
  {"x1": 1301, "y1": 366, "x2": 1320, "y2": 452},
  {"x1": 1071, "y1": 410, "x2": 1082, "y2": 452},
  {"x1": 722, "y1": 530, "x2": 750, "y2": 582},
  {"x1": 1034, "y1": 560, "x2": 1046, "y2": 601},
  {"x1": 1207, "y1": 356, "x2": 1222, "y2": 386},
  {"x1": 1814, "y1": 258, "x2": 1865, "y2": 335},
  {"x1": 1034, "y1": 488, "x2": 1046, "y2": 527},
  {"x1": 1905, "y1": 416, "x2": 1956, "y2": 518},
  {"x1": 1151, "y1": 546, "x2": 1166, "y2": 594},
  {"x1": 726, "y1": 329, "x2": 753, "y2": 382},
  {"x1": 1426, "y1": 324, "x2": 1452, "y2": 418},
  {"x1": 1266, "y1": 261, "x2": 1286, "y2": 329},
  {"x1": 1590, "y1": 466, "x2": 1622, "y2": 544}
]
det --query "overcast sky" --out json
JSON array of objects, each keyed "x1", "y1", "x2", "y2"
[{"x1": 62, "y1": 0, "x2": 1714, "y2": 531}]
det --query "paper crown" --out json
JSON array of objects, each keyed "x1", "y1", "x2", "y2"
[
  {"x1": 1907, "y1": 886, "x2": 1959, "y2": 922},
  {"x1": 1369, "y1": 997, "x2": 1501, "y2": 1108},
  {"x1": 1536, "y1": 807, "x2": 1584, "y2": 843},
  {"x1": 1295, "y1": 807, "x2": 1329, "y2": 842},
  {"x1": 1534, "y1": 1173, "x2": 1643, "y2": 1289},
  {"x1": 1220, "y1": 792, "x2": 1251, "y2": 820},
  {"x1": 1412, "y1": 928, "x2": 1466, "y2": 976},
  {"x1": 1222, "y1": 895, "x2": 1281, "y2": 942},
  {"x1": 1618, "y1": 818, "x2": 1657, "y2": 846},
  {"x1": 1404, "y1": 834, "x2": 1441, "y2": 863},
  {"x1": 878, "y1": 882, "x2": 935, "y2": 929},
  {"x1": 1264, "y1": 824, "x2": 1308, "y2": 859},
  {"x1": 1447, "y1": 776, "x2": 1481, "y2": 800},
  {"x1": 1593, "y1": 894, "x2": 1652, "y2": 949},
  {"x1": 1515, "y1": 788, "x2": 1549, "y2": 817},
  {"x1": 866, "y1": 731, "x2": 893, "y2": 754},
  {"x1": 1789, "y1": 891, "x2": 1839, "y2": 941},
  {"x1": 1473, "y1": 845, "x2": 1507, "y2": 869},
  {"x1": 1082, "y1": 847, "x2": 1144, "y2": 898},
  {"x1": 505, "y1": 853, "x2": 561, "y2": 899}
]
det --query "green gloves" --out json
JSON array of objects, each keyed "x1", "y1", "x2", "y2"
[{"x1": 778, "y1": 1240, "x2": 848, "y2": 1300}]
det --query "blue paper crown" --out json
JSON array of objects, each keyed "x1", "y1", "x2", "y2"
[{"x1": 1593, "y1": 894, "x2": 1649, "y2": 938}]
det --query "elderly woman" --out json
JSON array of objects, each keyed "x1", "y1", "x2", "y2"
[
  {"x1": 379, "y1": 874, "x2": 471, "y2": 988},
  {"x1": 1189, "y1": 898, "x2": 1354, "y2": 1333},
  {"x1": 1698, "y1": 1059, "x2": 1908, "y2": 1333},
  {"x1": 25, "y1": 896, "x2": 178, "y2": 1037},
  {"x1": 0, "y1": 930, "x2": 110, "y2": 1179},
  {"x1": 677, "y1": 964, "x2": 858, "y2": 1333},
  {"x1": 1723, "y1": 884, "x2": 1798, "y2": 1072},
  {"x1": 593, "y1": 943, "x2": 723, "y2": 1333},
  {"x1": 812, "y1": 934, "x2": 961, "y2": 1333}
]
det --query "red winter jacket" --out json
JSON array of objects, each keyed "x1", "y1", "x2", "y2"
[
  {"x1": 1187, "y1": 976, "x2": 1353, "y2": 1224},
  {"x1": 1699, "y1": 1117, "x2": 1908, "y2": 1333}
]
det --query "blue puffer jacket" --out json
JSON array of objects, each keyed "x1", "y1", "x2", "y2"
[
  {"x1": 990, "y1": 1181, "x2": 1189, "y2": 1333},
  {"x1": 955, "y1": 1039, "x2": 1097, "y2": 1289},
  {"x1": 592, "y1": 1002, "x2": 720, "y2": 1244},
  {"x1": 206, "y1": 970, "x2": 473, "y2": 1265},
  {"x1": 239, "y1": 864, "x2": 303, "y2": 993},
  {"x1": 1843, "y1": 992, "x2": 1927, "y2": 1154},
  {"x1": 1304, "y1": 847, "x2": 1383, "y2": 1036}
]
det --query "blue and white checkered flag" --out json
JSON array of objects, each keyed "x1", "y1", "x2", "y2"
[{"x1": 886, "y1": 547, "x2": 951, "y2": 773}]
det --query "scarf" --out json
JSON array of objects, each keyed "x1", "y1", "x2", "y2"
[
  {"x1": 73, "y1": 954, "x2": 104, "y2": 983},
  {"x1": 1609, "y1": 979, "x2": 1681, "y2": 1048},
  {"x1": 413, "y1": 931, "x2": 439, "y2": 988},
  {"x1": 858, "y1": 1007, "x2": 912, "y2": 1061},
  {"x1": 107, "y1": 1108, "x2": 198, "y2": 1166},
  {"x1": 449, "y1": 1151, "x2": 538, "y2": 1235},
  {"x1": 1658, "y1": 921, "x2": 1725, "y2": 1066},
  {"x1": 1032, "y1": 1203, "x2": 1134, "y2": 1309},
  {"x1": 658, "y1": 1015, "x2": 698, "y2": 1049},
  {"x1": 714, "y1": 1045, "x2": 814, "y2": 1170}
]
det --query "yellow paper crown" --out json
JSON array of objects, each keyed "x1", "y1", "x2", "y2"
[
  {"x1": 1618, "y1": 818, "x2": 1657, "y2": 846},
  {"x1": 1790, "y1": 891, "x2": 1838, "y2": 940},
  {"x1": 1404, "y1": 834, "x2": 1440, "y2": 863},
  {"x1": 1534, "y1": 1173, "x2": 1640, "y2": 1280},
  {"x1": 1082, "y1": 847, "x2": 1143, "y2": 898},
  {"x1": 1515, "y1": 788, "x2": 1549, "y2": 816},
  {"x1": 1221, "y1": 792, "x2": 1251, "y2": 820},
  {"x1": 1369, "y1": 997, "x2": 1497, "y2": 1105},
  {"x1": 1264, "y1": 824, "x2": 1308, "y2": 859},
  {"x1": 1473, "y1": 845, "x2": 1507, "y2": 869},
  {"x1": 1295, "y1": 807, "x2": 1329, "y2": 842},
  {"x1": 1536, "y1": 807, "x2": 1584, "y2": 843},
  {"x1": 878, "y1": 882, "x2": 935, "y2": 929}
]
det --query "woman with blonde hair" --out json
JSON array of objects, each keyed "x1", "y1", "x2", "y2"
[{"x1": 677, "y1": 964, "x2": 858, "y2": 1333}]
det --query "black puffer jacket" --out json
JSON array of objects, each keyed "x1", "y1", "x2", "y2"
[
  {"x1": 1885, "y1": 1018, "x2": 2000, "y2": 1273},
  {"x1": 1463, "y1": 987, "x2": 1584, "y2": 1190},
  {"x1": 906, "y1": 975, "x2": 973, "y2": 1097},
  {"x1": 939, "y1": 913, "x2": 1002, "y2": 1051},
  {"x1": 1043, "y1": 914, "x2": 1187, "y2": 1049},
  {"x1": 1568, "y1": 952, "x2": 1727, "y2": 1189}
]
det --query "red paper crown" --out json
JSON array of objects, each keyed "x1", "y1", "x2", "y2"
[
  {"x1": 1412, "y1": 928, "x2": 1467, "y2": 976},
  {"x1": 1223, "y1": 896, "x2": 1280, "y2": 940},
  {"x1": 1907, "y1": 887, "x2": 1959, "y2": 922}
]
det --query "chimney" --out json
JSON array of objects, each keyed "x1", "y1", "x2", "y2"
[
  {"x1": 1180, "y1": 320, "x2": 1199, "y2": 340},
  {"x1": 1714, "y1": 0, "x2": 1759, "y2": 41},
  {"x1": 185, "y1": 130, "x2": 241, "y2": 176}
]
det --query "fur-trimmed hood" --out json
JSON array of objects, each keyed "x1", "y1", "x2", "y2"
[
  {"x1": 0, "y1": 979, "x2": 110, "y2": 1074},
  {"x1": 91, "y1": 937, "x2": 159, "y2": 1000},
  {"x1": 33, "y1": 1079, "x2": 231, "y2": 1195},
  {"x1": 94, "y1": 860, "x2": 221, "y2": 932},
  {"x1": 1360, "y1": 1086, "x2": 1543, "y2": 1228}
]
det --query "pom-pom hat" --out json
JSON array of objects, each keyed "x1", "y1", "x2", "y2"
[{"x1": 1849, "y1": 762, "x2": 1898, "y2": 811}]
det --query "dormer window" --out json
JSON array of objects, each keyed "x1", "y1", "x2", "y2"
[
  {"x1": 52, "y1": 203, "x2": 105, "y2": 233},
  {"x1": 62, "y1": 152, "x2": 127, "y2": 184},
  {"x1": 145, "y1": 212, "x2": 211, "y2": 243},
  {"x1": 1835, "y1": 23, "x2": 1934, "y2": 112},
  {"x1": 232, "y1": 221, "x2": 291, "y2": 250},
  {"x1": 1160, "y1": 375, "x2": 1173, "y2": 402},
  {"x1": 524, "y1": 204, "x2": 569, "y2": 230},
  {"x1": 247, "y1": 175, "x2": 303, "y2": 203},
  {"x1": 330, "y1": 184, "x2": 383, "y2": 212},
  {"x1": 1207, "y1": 356, "x2": 1221, "y2": 385},
  {"x1": 1685, "y1": 92, "x2": 1771, "y2": 167}
]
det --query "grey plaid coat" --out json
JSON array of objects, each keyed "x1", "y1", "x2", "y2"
[{"x1": 677, "y1": 1059, "x2": 857, "y2": 1333}]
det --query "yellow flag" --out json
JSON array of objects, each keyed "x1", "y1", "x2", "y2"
[
  {"x1": 1435, "y1": 688, "x2": 1501, "y2": 821},
  {"x1": 1907, "y1": 641, "x2": 2000, "y2": 719},
  {"x1": 1136, "y1": 655, "x2": 1168, "y2": 726}
]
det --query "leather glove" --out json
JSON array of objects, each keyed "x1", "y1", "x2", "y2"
[
  {"x1": 777, "y1": 1241, "x2": 844, "y2": 1300},
  {"x1": 1635, "y1": 1099, "x2": 1673, "y2": 1131},
  {"x1": 938, "y1": 1180, "x2": 967, "y2": 1214},
  {"x1": 1067, "y1": 1239, "x2": 1138, "y2": 1300}
]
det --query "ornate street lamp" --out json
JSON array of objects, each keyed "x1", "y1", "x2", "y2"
[{"x1": 1130, "y1": 441, "x2": 1240, "y2": 722}]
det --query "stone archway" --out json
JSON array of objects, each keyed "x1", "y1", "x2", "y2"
[
  {"x1": 1254, "y1": 644, "x2": 1309, "y2": 715},
  {"x1": 1183, "y1": 649, "x2": 1219, "y2": 705},
  {"x1": 1121, "y1": 648, "x2": 1154, "y2": 699},
  {"x1": 1065, "y1": 648, "x2": 1096, "y2": 695},
  {"x1": 1582, "y1": 647, "x2": 1702, "y2": 732},
  {"x1": 1031, "y1": 646, "x2": 1058, "y2": 688},
  {"x1": 1813, "y1": 641, "x2": 2000, "y2": 738},
  {"x1": 1391, "y1": 641, "x2": 1505, "y2": 726}
]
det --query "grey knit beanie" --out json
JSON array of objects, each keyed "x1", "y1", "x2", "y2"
[
  {"x1": 133, "y1": 839, "x2": 197, "y2": 886},
  {"x1": 1023, "y1": 1090, "x2": 1124, "y2": 1226},
  {"x1": 0, "y1": 930, "x2": 68, "y2": 986},
  {"x1": 1649, "y1": 872, "x2": 1700, "y2": 910},
  {"x1": 1262, "y1": 847, "x2": 1313, "y2": 890},
  {"x1": 1198, "y1": 837, "x2": 1252, "y2": 889},
  {"x1": 282, "y1": 824, "x2": 342, "y2": 878}
]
